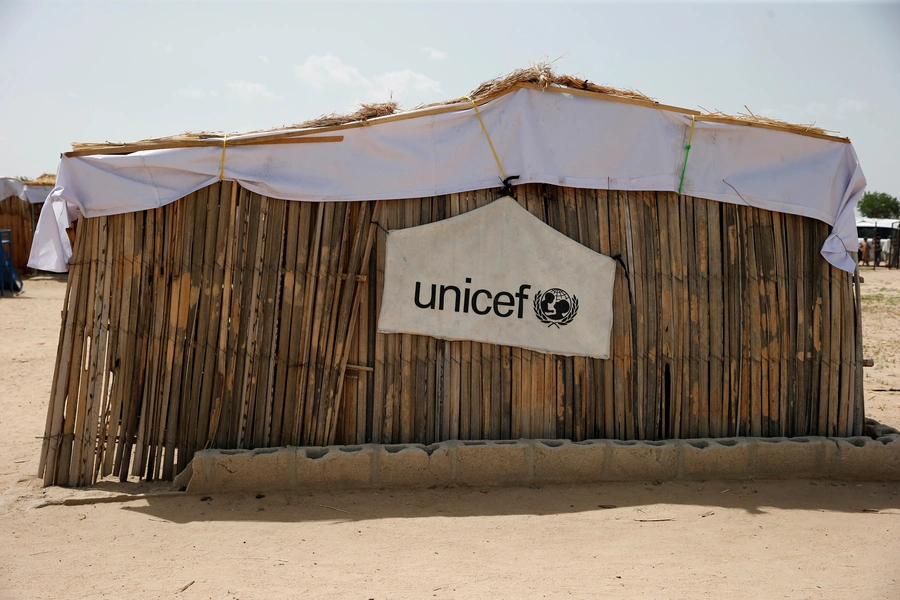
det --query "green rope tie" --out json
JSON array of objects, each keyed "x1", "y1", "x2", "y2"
[
  {"x1": 678, "y1": 116, "x2": 696, "y2": 196},
  {"x1": 677, "y1": 143, "x2": 692, "y2": 196}
]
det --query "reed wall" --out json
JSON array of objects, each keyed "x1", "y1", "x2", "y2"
[
  {"x1": 0, "y1": 195, "x2": 38, "y2": 273},
  {"x1": 39, "y1": 182, "x2": 864, "y2": 486}
]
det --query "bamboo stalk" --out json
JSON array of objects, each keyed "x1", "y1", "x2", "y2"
[
  {"x1": 308, "y1": 202, "x2": 347, "y2": 445},
  {"x1": 642, "y1": 191, "x2": 661, "y2": 439},
  {"x1": 325, "y1": 201, "x2": 382, "y2": 445},
  {"x1": 232, "y1": 192, "x2": 266, "y2": 447},
  {"x1": 706, "y1": 200, "x2": 725, "y2": 438},
  {"x1": 118, "y1": 207, "x2": 156, "y2": 480},
  {"x1": 296, "y1": 202, "x2": 330, "y2": 444},
  {"x1": 838, "y1": 267, "x2": 853, "y2": 437},
  {"x1": 271, "y1": 201, "x2": 301, "y2": 446},
  {"x1": 170, "y1": 191, "x2": 204, "y2": 473},
  {"x1": 68, "y1": 216, "x2": 105, "y2": 486},
  {"x1": 160, "y1": 194, "x2": 194, "y2": 479},
  {"x1": 852, "y1": 262, "x2": 865, "y2": 436},
  {"x1": 596, "y1": 189, "x2": 614, "y2": 439},
  {"x1": 133, "y1": 207, "x2": 168, "y2": 478},
  {"x1": 817, "y1": 239, "x2": 832, "y2": 436},
  {"x1": 40, "y1": 207, "x2": 89, "y2": 485},
  {"x1": 254, "y1": 196, "x2": 287, "y2": 447},
  {"x1": 654, "y1": 191, "x2": 673, "y2": 439},
  {"x1": 400, "y1": 202, "x2": 416, "y2": 443},
  {"x1": 208, "y1": 182, "x2": 239, "y2": 448},
  {"x1": 183, "y1": 186, "x2": 218, "y2": 465},
  {"x1": 281, "y1": 201, "x2": 314, "y2": 443},
  {"x1": 109, "y1": 212, "x2": 142, "y2": 479},
  {"x1": 372, "y1": 201, "x2": 387, "y2": 444},
  {"x1": 827, "y1": 263, "x2": 842, "y2": 436},
  {"x1": 694, "y1": 197, "x2": 710, "y2": 439},
  {"x1": 768, "y1": 211, "x2": 786, "y2": 435},
  {"x1": 92, "y1": 212, "x2": 123, "y2": 481},
  {"x1": 312, "y1": 203, "x2": 352, "y2": 444},
  {"x1": 667, "y1": 192, "x2": 686, "y2": 439},
  {"x1": 98, "y1": 215, "x2": 127, "y2": 477},
  {"x1": 722, "y1": 204, "x2": 739, "y2": 436},
  {"x1": 417, "y1": 197, "x2": 433, "y2": 443}
]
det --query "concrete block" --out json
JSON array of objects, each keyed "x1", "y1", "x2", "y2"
[
  {"x1": 453, "y1": 440, "x2": 532, "y2": 486},
  {"x1": 184, "y1": 449, "x2": 215, "y2": 494},
  {"x1": 182, "y1": 432, "x2": 900, "y2": 494},
  {"x1": 375, "y1": 443, "x2": 453, "y2": 487},
  {"x1": 679, "y1": 438, "x2": 753, "y2": 481},
  {"x1": 298, "y1": 445, "x2": 374, "y2": 490},
  {"x1": 604, "y1": 440, "x2": 678, "y2": 482},
  {"x1": 187, "y1": 447, "x2": 298, "y2": 494},
  {"x1": 752, "y1": 437, "x2": 827, "y2": 479},
  {"x1": 831, "y1": 437, "x2": 900, "y2": 481},
  {"x1": 533, "y1": 439, "x2": 608, "y2": 483}
]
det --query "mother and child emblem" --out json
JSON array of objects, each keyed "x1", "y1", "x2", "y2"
[{"x1": 533, "y1": 288, "x2": 579, "y2": 327}]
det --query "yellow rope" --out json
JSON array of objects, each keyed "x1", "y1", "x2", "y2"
[
  {"x1": 465, "y1": 95, "x2": 507, "y2": 181},
  {"x1": 218, "y1": 134, "x2": 228, "y2": 182}
]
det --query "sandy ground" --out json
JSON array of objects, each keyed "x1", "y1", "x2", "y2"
[{"x1": 1, "y1": 273, "x2": 898, "y2": 599}]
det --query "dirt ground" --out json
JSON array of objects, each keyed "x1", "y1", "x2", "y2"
[{"x1": 1, "y1": 272, "x2": 898, "y2": 600}]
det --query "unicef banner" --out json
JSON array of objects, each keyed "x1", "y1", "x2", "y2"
[{"x1": 377, "y1": 197, "x2": 617, "y2": 359}]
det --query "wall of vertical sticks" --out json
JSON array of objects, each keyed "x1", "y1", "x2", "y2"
[
  {"x1": 38, "y1": 181, "x2": 865, "y2": 487},
  {"x1": 0, "y1": 195, "x2": 39, "y2": 273}
]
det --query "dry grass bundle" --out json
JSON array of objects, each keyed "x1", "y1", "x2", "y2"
[
  {"x1": 66, "y1": 63, "x2": 848, "y2": 157},
  {"x1": 30, "y1": 173, "x2": 57, "y2": 186},
  {"x1": 697, "y1": 105, "x2": 843, "y2": 140},
  {"x1": 419, "y1": 60, "x2": 655, "y2": 110},
  {"x1": 290, "y1": 101, "x2": 400, "y2": 129}
]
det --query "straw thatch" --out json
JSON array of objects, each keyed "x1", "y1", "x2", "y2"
[
  {"x1": 66, "y1": 63, "x2": 846, "y2": 157},
  {"x1": 696, "y1": 106, "x2": 837, "y2": 137},
  {"x1": 30, "y1": 173, "x2": 57, "y2": 186}
]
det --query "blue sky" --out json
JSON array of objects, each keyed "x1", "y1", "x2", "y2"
[{"x1": 1, "y1": 1, "x2": 898, "y2": 197}]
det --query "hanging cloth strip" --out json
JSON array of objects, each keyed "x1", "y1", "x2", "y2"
[{"x1": 677, "y1": 116, "x2": 696, "y2": 196}]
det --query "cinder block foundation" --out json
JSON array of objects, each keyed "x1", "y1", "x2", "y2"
[
  {"x1": 183, "y1": 435, "x2": 900, "y2": 495},
  {"x1": 679, "y1": 438, "x2": 754, "y2": 481}
]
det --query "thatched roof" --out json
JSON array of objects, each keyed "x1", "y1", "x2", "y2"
[
  {"x1": 29, "y1": 173, "x2": 56, "y2": 186},
  {"x1": 67, "y1": 63, "x2": 847, "y2": 157}
]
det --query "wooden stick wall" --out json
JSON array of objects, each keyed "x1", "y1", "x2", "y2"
[
  {"x1": 39, "y1": 183, "x2": 864, "y2": 486},
  {"x1": 0, "y1": 195, "x2": 38, "y2": 273}
]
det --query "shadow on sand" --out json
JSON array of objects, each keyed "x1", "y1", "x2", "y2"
[{"x1": 101, "y1": 479, "x2": 900, "y2": 525}]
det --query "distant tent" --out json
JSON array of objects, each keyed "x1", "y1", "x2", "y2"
[
  {"x1": 31, "y1": 65, "x2": 867, "y2": 487},
  {"x1": 0, "y1": 174, "x2": 54, "y2": 273}
]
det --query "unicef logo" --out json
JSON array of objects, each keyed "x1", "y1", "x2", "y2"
[{"x1": 533, "y1": 288, "x2": 579, "y2": 328}]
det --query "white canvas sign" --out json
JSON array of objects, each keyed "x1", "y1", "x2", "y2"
[{"x1": 377, "y1": 197, "x2": 617, "y2": 359}]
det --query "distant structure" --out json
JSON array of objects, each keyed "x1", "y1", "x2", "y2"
[{"x1": 30, "y1": 65, "x2": 866, "y2": 487}]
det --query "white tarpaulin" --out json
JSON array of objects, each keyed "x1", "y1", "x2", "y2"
[
  {"x1": 28, "y1": 86, "x2": 866, "y2": 273},
  {"x1": 23, "y1": 184, "x2": 53, "y2": 204},
  {"x1": 377, "y1": 197, "x2": 617, "y2": 359},
  {"x1": 0, "y1": 177, "x2": 25, "y2": 201}
]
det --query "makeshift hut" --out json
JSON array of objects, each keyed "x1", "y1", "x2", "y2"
[
  {"x1": 0, "y1": 173, "x2": 56, "y2": 274},
  {"x1": 30, "y1": 65, "x2": 868, "y2": 487}
]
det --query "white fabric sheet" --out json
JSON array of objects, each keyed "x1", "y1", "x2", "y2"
[
  {"x1": 23, "y1": 184, "x2": 54, "y2": 204},
  {"x1": 378, "y1": 198, "x2": 617, "y2": 358},
  {"x1": 0, "y1": 177, "x2": 25, "y2": 201},
  {"x1": 29, "y1": 87, "x2": 866, "y2": 273},
  {"x1": 29, "y1": 197, "x2": 77, "y2": 273}
]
